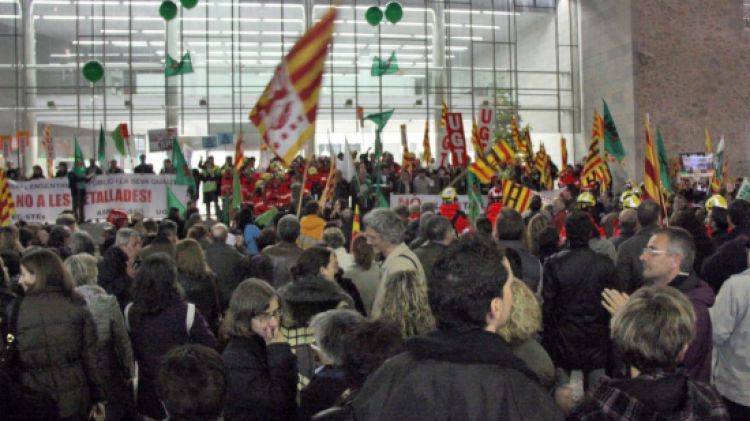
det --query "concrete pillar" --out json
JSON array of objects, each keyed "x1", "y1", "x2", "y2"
[
  {"x1": 23, "y1": 0, "x2": 37, "y2": 175},
  {"x1": 165, "y1": 16, "x2": 180, "y2": 128},
  {"x1": 432, "y1": 0, "x2": 447, "y2": 167}
]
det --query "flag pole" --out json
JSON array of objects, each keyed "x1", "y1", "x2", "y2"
[{"x1": 297, "y1": 155, "x2": 313, "y2": 217}]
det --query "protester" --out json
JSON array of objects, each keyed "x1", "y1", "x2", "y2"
[
  {"x1": 414, "y1": 215, "x2": 455, "y2": 277},
  {"x1": 323, "y1": 226, "x2": 353, "y2": 269},
  {"x1": 570, "y1": 286, "x2": 729, "y2": 420},
  {"x1": 496, "y1": 208, "x2": 543, "y2": 293},
  {"x1": 66, "y1": 253, "x2": 135, "y2": 420},
  {"x1": 377, "y1": 270, "x2": 435, "y2": 338},
  {"x1": 17, "y1": 249, "x2": 106, "y2": 420},
  {"x1": 343, "y1": 235, "x2": 381, "y2": 316},
  {"x1": 616, "y1": 200, "x2": 661, "y2": 292},
  {"x1": 205, "y1": 223, "x2": 243, "y2": 307},
  {"x1": 346, "y1": 235, "x2": 564, "y2": 420},
  {"x1": 221, "y1": 278, "x2": 297, "y2": 421},
  {"x1": 175, "y1": 238, "x2": 222, "y2": 333},
  {"x1": 262, "y1": 214, "x2": 304, "y2": 288},
  {"x1": 157, "y1": 344, "x2": 227, "y2": 421},
  {"x1": 125, "y1": 253, "x2": 217, "y2": 420},
  {"x1": 98, "y1": 228, "x2": 141, "y2": 309}
]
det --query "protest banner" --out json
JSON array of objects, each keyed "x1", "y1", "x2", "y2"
[
  {"x1": 390, "y1": 194, "x2": 488, "y2": 212},
  {"x1": 10, "y1": 174, "x2": 189, "y2": 223}
]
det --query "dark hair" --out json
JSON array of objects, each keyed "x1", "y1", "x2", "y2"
[
  {"x1": 425, "y1": 216, "x2": 453, "y2": 242},
  {"x1": 565, "y1": 211, "x2": 594, "y2": 248},
  {"x1": 429, "y1": 234, "x2": 508, "y2": 331},
  {"x1": 342, "y1": 320, "x2": 405, "y2": 389},
  {"x1": 20, "y1": 248, "x2": 76, "y2": 297},
  {"x1": 475, "y1": 217, "x2": 492, "y2": 236},
  {"x1": 710, "y1": 207, "x2": 729, "y2": 232},
  {"x1": 255, "y1": 227, "x2": 278, "y2": 251},
  {"x1": 495, "y1": 208, "x2": 524, "y2": 241},
  {"x1": 236, "y1": 207, "x2": 255, "y2": 232},
  {"x1": 232, "y1": 254, "x2": 274, "y2": 285},
  {"x1": 143, "y1": 219, "x2": 159, "y2": 234},
  {"x1": 291, "y1": 246, "x2": 332, "y2": 280},
  {"x1": 537, "y1": 226, "x2": 560, "y2": 259},
  {"x1": 187, "y1": 224, "x2": 208, "y2": 242},
  {"x1": 158, "y1": 220, "x2": 179, "y2": 238},
  {"x1": 47, "y1": 225, "x2": 71, "y2": 249},
  {"x1": 157, "y1": 344, "x2": 226, "y2": 421},
  {"x1": 503, "y1": 247, "x2": 523, "y2": 280},
  {"x1": 637, "y1": 200, "x2": 661, "y2": 227},
  {"x1": 70, "y1": 231, "x2": 96, "y2": 255},
  {"x1": 530, "y1": 195, "x2": 542, "y2": 212},
  {"x1": 303, "y1": 201, "x2": 320, "y2": 217},
  {"x1": 129, "y1": 253, "x2": 184, "y2": 327},
  {"x1": 728, "y1": 199, "x2": 750, "y2": 227},
  {"x1": 351, "y1": 235, "x2": 374, "y2": 270},
  {"x1": 221, "y1": 278, "x2": 277, "y2": 339},
  {"x1": 18, "y1": 227, "x2": 34, "y2": 248}
]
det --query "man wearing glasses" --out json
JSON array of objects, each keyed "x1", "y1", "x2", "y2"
[{"x1": 603, "y1": 227, "x2": 715, "y2": 383}]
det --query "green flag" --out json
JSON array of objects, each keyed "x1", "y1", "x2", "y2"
[
  {"x1": 166, "y1": 186, "x2": 186, "y2": 218},
  {"x1": 165, "y1": 52, "x2": 194, "y2": 77},
  {"x1": 467, "y1": 171, "x2": 482, "y2": 226},
  {"x1": 254, "y1": 207, "x2": 279, "y2": 228},
  {"x1": 171, "y1": 138, "x2": 196, "y2": 191},
  {"x1": 232, "y1": 170, "x2": 242, "y2": 211},
  {"x1": 656, "y1": 128, "x2": 672, "y2": 194},
  {"x1": 73, "y1": 137, "x2": 86, "y2": 177},
  {"x1": 602, "y1": 100, "x2": 625, "y2": 161},
  {"x1": 112, "y1": 124, "x2": 128, "y2": 156},
  {"x1": 97, "y1": 124, "x2": 106, "y2": 162},
  {"x1": 371, "y1": 51, "x2": 399, "y2": 77},
  {"x1": 364, "y1": 109, "x2": 395, "y2": 133}
]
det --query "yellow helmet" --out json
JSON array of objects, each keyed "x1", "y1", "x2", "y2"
[
  {"x1": 620, "y1": 189, "x2": 634, "y2": 205},
  {"x1": 705, "y1": 194, "x2": 728, "y2": 210},
  {"x1": 441, "y1": 187, "x2": 457, "y2": 203},
  {"x1": 621, "y1": 194, "x2": 641, "y2": 209},
  {"x1": 577, "y1": 191, "x2": 596, "y2": 208}
]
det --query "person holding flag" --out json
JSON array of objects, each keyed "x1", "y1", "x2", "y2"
[{"x1": 68, "y1": 138, "x2": 94, "y2": 222}]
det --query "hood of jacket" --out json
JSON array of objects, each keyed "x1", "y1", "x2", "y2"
[
  {"x1": 74, "y1": 284, "x2": 107, "y2": 302},
  {"x1": 671, "y1": 273, "x2": 715, "y2": 307},
  {"x1": 278, "y1": 275, "x2": 352, "y2": 304},
  {"x1": 406, "y1": 329, "x2": 538, "y2": 381},
  {"x1": 300, "y1": 215, "x2": 326, "y2": 232}
]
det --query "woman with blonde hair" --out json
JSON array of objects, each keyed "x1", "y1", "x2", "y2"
[
  {"x1": 378, "y1": 270, "x2": 435, "y2": 338},
  {"x1": 524, "y1": 212, "x2": 552, "y2": 259},
  {"x1": 66, "y1": 253, "x2": 135, "y2": 420},
  {"x1": 175, "y1": 238, "x2": 222, "y2": 332},
  {"x1": 497, "y1": 279, "x2": 555, "y2": 390}
]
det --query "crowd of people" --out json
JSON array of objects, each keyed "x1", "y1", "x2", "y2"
[{"x1": 1, "y1": 149, "x2": 750, "y2": 421}]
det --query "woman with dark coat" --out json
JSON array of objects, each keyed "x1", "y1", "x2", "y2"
[
  {"x1": 66, "y1": 253, "x2": 135, "y2": 420},
  {"x1": 277, "y1": 247, "x2": 356, "y2": 389},
  {"x1": 175, "y1": 239, "x2": 222, "y2": 333},
  {"x1": 221, "y1": 278, "x2": 298, "y2": 421},
  {"x1": 0, "y1": 225, "x2": 23, "y2": 281},
  {"x1": 46, "y1": 225, "x2": 73, "y2": 260},
  {"x1": 125, "y1": 253, "x2": 217, "y2": 420},
  {"x1": 16, "y1": 249, "x2": 106, "y2": 420}
]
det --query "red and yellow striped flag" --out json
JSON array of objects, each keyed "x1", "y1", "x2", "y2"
[
  {"x1": 511, "y1": 116, "x2": 522, "y2": 154},
  {"x1": 249, "y1": 8, "x2": 336, "y2": 166},
  {"x1": 351, "y1": 204, "x2": 361, "y2": 247},
  {"x1": 561, "y1": 136, "x2": 568, "y2": 167},
  {"x1": 422, "y1": 119, "x2": 432, "y2": 164},
  {"x1": 234, "y1": 128, "x2": 245, "y2": 171},
  {"x1": 471, "y1": 117, "x2": 483, "y2": 160},
  {"x1": 502, "y1": 179, "x2": 533, "y2": 213},
  {"x1": 0, "y1": 169, "x2": 15, "y2": 226},
  {"x1": 581, "y1": 111, "x2": 606, "y2": 188},
  {"x1": 440, "y1": 100, "x2": 448, "y2": 129},
  {"x1": 643, "y1": 114, "x2": 667, "y2": 221}
]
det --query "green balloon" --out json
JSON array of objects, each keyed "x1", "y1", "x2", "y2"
[
  {"x1": 365, "y1": 6, "x2": 383, "y2": 26},
  {"x1": 159, "y1": 0, "x2": 178, "y2": 21},
  {"x1": 82, "y1": 60, "x2": 104, "y2": 83},
  {"x1": 180, "y1": 0, "x2": 198, "y2": 9},
  {"x1": 385, "y1": 2, "x2": 403, "y2": 24}
]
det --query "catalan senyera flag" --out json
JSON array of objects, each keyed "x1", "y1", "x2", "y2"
[
  {"x1": 581, "y1": 111, "x2": 607, "y2": 188},
  {"x1": 493, "y1": 138, "x2": 515, "y2": 163},
  {"x1": 422, "y1": 119, "x2": 432, "y2": 165},
  {"x1": 704, "y1": 128, "x2": 713, "y2": 155},
  {"x1": 350, "y1": 204, "x2": 361, "y2": 251},
  {"x1": 0, "y1": 169, "x2": 15, "y2": 226},
  {"x1": 560, "y1": 136, "x2": 568, "y2": 168},
  {"x1": 318, "y1": 153, "x2": 337, "y2": 209},
  {"x1": 440, "y1": 100, "x2": 448, "y2": 129},
  {"x1": 643, "y1": 114, "x2": 665, "y2": 220},
  {"x1": 535, "y1": 143, "x2": 553, "y2": 190},
  {"x1": 710, "y1": 136, "x2": 726, "y2": 193},
  {"x1": 502, "y1": 179, "x2": 533, "y2": 213},
  {"x1": 471, "y1": 118, "x2": 483, "y2": 160},
  {"x1": 249, "y1": 8, "x2": 336, "y2": 166},
  {"x1": 469, "y1": 156, "x2": 497, "y2": 184},
  {"x1": 234, "y1": 128, "x2": 245, "y2": 171},
  {"x1": 511, "y1": 116, "x2": 522, "y2": 153},
  {"x1": 41, "y1": 126, "x2": 54, "y2": 178}
]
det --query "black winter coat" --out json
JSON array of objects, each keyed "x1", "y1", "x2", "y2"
[
  {"x1": 17, "y1": 288, "x2": 105, "y2": 419},
  {"x1": 348, "y1": 329, "x2": 564, "y2": 421},
  {"x1": 97, "y1": 246, "x2": 132, "y2": 310},
  {"x1": 542, "y1": 246, "x2": 616, "y2": 371},
  {"x1": 223, "y1": 335, "x2": 298, "y2": 421},
  {"x1": 177, "y1": 270, "x2": 222, "y2": 332}
]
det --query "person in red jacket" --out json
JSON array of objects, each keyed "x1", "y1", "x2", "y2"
[
  {"x1": 486, "y1": 179, "x2": 504, "y2": 228},
  {"x1": 439, "y1": 187, "x2": 471, "y2": 235}
]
